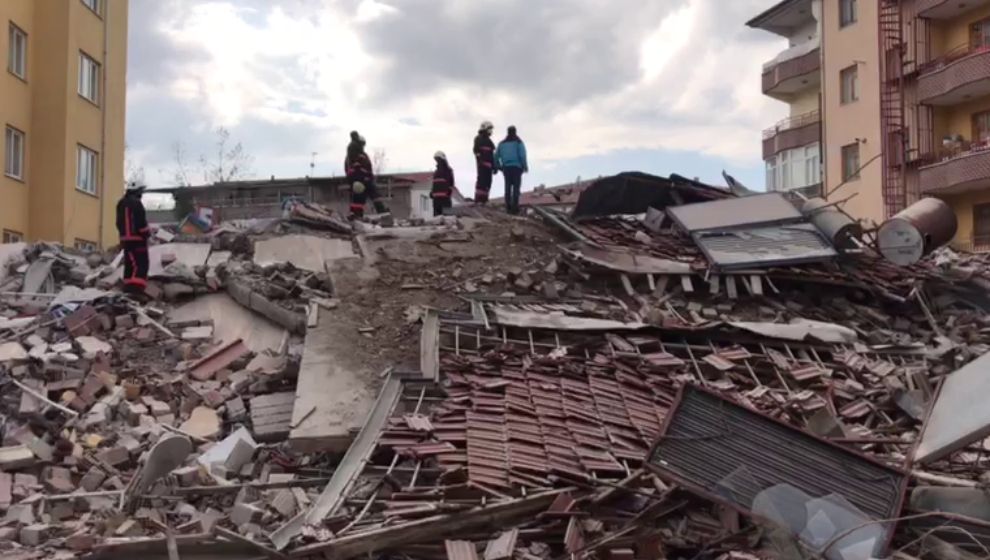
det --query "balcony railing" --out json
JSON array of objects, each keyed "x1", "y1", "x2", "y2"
[
  {"x1": 762, "y1": 48, "x2": 821, "y2": 94},
  {"x1": 919, "y1": 140, "x2": 990, "y2": 193},
  {"x1": 918, "y1": 43, "x2": 990, "y2": 102},
  {"x1": 762, "y1": 110, "x2": 821, "y2": 139}
]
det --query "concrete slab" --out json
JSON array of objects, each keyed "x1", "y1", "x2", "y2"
[
  {"x1": 112, "y1": 243, "x2": 212, "y2": 281},
  {"x1": 288, "y1": 310, "x2": 375, "y2": 453},
  {"x1": 168, "y1": 294, "x2": 286, "y2": 354},
  {"x1": 915, "y1": 352, "x2": 990, "y2": 464},
  {"x1": 253, "y1": 235, "x2": 355, "y2": 273}
]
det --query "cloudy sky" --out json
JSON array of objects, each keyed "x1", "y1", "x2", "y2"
[{"x1": 126, "y1": 0, "x2": 789, "y2": 198}]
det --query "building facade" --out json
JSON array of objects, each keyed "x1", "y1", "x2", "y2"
[
  {"x1": 1, "y1": 0, "x2": 128, "y2": 249},
  {"x1": 748, "y1": 0, "x2": 824, "y2": 198},
  {"x1": 752, "y1": 0, "x2": 990, "y2": 248}
]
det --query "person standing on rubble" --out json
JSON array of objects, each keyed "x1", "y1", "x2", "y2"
[
  {"x1": 116, "y1": 182, "x2": 151, "y2": 295},
  {"x1": 431, "y1": 151, "x2": 455, "y2": 217},
  {"x1": 473, "y1": 121, "x2": 497, "y2": 204},
  {"x1": 495, "y1": 125, "x2": 528, "y2": 215},
  {"x1": 344, "y1": 131, "x2": 389, "y2": 219}
]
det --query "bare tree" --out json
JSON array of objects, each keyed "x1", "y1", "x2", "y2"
[
  {"x1": 124, "y1": 144, "x2": 147, "y2": 187},
  {"x1": 372, "y1": 148, "x2": 388, "y2": 176},
  {"x1": 200, "y1": 127, "x2": 254, "y2": 183},
  {"x1": 167, "y1": 141, "x2": 194, "y2": 187}
]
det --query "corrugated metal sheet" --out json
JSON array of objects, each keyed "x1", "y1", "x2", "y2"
[
  {"x1": 667, "y1": 193, "x2": 803, "y2": 232},
  {"x1": 693, "y1": 224, "x2": 837, "y2": 270},
  {"x1": 647, "y1": 385, "x2": 906, "y2": 522},
  {"x1": 909, "y1": 514, "x2": 990, "y2": 554}
]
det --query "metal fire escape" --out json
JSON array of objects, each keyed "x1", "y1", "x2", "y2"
[{"x1": 879, "y1": 0, "x2": 907, "y2": 218}]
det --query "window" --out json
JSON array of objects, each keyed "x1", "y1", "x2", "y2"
[
  {"x1": 973, "y1": 110, "x2": 990, "y2": 144},
  {"x1": 420, "y1": 195, "x2": 431, "y2": 215},
  {"x1": 80, "y1": 0, "x2": 101, "y2": 15},
  {"x1": 78, "y1": 52, "x2": 100, "y2": 103},
  {"x1": 840, "y1": 65, "x2": 859, "y2": 104},
  {"x1": 840, "y1": 0, "x2": 857, "y2": 27},
  {"x1": 765, "y1": 143, "x2": 821, "y2": 192},
  {"x1": 2, "y1": 230, "x2": 23, "y2": 243},
  {"x1": 76, "y1": 145, "x2": 98, "y2": 195},
  {"x1": 74, "y1": 239, "x2": 97, "y2": 252},
  {"x1": 804, "y1": 144, "x2": 821, "y2": 186},
  {"x1": 975, "y1": 204, "x2": 990, "y2": 249},
  {"x1": 4, "y1": 126, "x2": 24, "y2": 180},
  {"x1": 7, "y1": 23, "x2": 26, "y2": 79},
  {"x1": 841, "y1": 143, "x2": 860, "y2": 181},
  {"x1": 971, "y1": 18, "x2": 990, "y2": 50},
  {"x1": 765, "y1": 160, "x2": 776, "y2": 191}
]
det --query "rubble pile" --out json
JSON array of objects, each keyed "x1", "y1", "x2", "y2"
[{"x1": 3, "y1": 181, "x2": 990, "y2": 559}]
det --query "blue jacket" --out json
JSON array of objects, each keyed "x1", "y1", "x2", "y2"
[{"x1": 495, "y1": 139, "x2": 527, "y2": 171}]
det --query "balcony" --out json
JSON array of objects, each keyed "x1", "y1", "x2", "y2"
[
  {"x1": 762, "y1": 45, "x2": 821, "y2": 98},
  {"x1": 919, "y1": 141, "x2": 990, "y2": 194},
  {"x1": 918, "y1": 0, "x2": 990, "y2": 19},
  {"x1": 918, "y1": 44, "x2": 990, "y2": 105},
  {"x1": 762, "y1": 110, "x2": 821, "y2": 159}
]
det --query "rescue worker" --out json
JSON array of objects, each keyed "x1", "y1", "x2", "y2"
[
  {"x1": 344, "y1": 131, "x2": 390, "y2": 219},
  {"x1": 473, "y1": 121, "x2": 496, "y2": 204},
  {"x1": 431, "y1": 151, "x2": 455, "y2": 217},
  {"x1": 495, "y1": 125, "x2": 528, "y2": 215},
  {"x1": 116, "y1": 182, "x2": 151, "y2": 294}
]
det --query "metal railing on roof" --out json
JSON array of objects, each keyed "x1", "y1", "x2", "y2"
[{"x1": 919, "y1": 42, "x2": 990, "y2": 74}]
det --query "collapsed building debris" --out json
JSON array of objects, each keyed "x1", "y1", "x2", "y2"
[{"x1": 0, "y1": 173, "x2": 988, "y2": 559}]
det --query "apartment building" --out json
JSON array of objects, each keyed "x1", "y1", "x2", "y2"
[
  {"x1": 1, "y1": 0, "x2": 128, "y2": 249},
  {"x1": 752, "y1": 0, "x2": 990, "y2": 249},
  {"x1": 901, "y1": 0, "x2": 990, "y2": 250},
  {"x1": 748, "y1": 0, "x2": 824, "y2": 198}
]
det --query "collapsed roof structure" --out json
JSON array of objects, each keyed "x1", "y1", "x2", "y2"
[{"x1": 0, "y1": 173, "x2": 988, "y2": 559}]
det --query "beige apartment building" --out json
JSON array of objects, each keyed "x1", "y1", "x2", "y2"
[
  {"x1": 751, "y1": 0, "x2": 990, "y2": 250},
  {"x1": 1, "y1": 0, "x2": 128, "y2": 249}
]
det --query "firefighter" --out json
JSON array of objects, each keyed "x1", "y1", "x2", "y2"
[
  {"x1": 344, "y1": 131, "x2": 389, "y2": 219},
  {"x1": 116, "y1": 182, "x2": 151, "y2": 295},
  {"x1": 473, "y1": 120, "x2": 496, "y2": 204},
  {"x1": 431, "y1": 151, "x2": 455, "y2": 217}
]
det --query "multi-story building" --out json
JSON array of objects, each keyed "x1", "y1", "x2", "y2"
[
  {"x1": 752, "y1": 0, "x2": 990, "y2": 248},
  {"x1": 748, "y1": 0, "x2": 824, "y2": 198},
  {"x1": 1, "y1": 0, "x2": 128, "y2": 249}
]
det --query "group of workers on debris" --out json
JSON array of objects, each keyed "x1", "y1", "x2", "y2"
[
  {"x1": 346, "y1": 121, "x2": 529, "y2": 218},
  {"x1": 113, "y1": 121, "x2": 531, "y2": 296}
]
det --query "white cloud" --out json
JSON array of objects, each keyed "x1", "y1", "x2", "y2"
[{"x1": 127, "y1": 0, "x2": 789, "y2": 189}]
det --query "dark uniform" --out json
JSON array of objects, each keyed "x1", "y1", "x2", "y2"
[
  {"x1": 115, "y1": 189, "x2": 150, "y2": 293},
  {"x1": 345, "y1": 144, "x2": 374, "y2": 218},
  {"x1": 431, "y1": 159, "x2": 455, "y2": 217},
  {"x1": 473, "y1": 133, "x2": 495, "y2": 203}
]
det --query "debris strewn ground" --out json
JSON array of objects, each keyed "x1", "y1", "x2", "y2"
[{"x1": 1, "y1": 184, "x2": 989, "y2": 560}]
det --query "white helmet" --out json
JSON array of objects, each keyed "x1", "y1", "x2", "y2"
[
  {"x1": 479, "y1": 120, "x2": 494, "y2": 132},
  {"x1": 434, "y1": 151, "x2": 447, "y2": 161},
  {"x1": 126, "y1": 181, "x2": 146, "y2": 192},
  {"x1": 352, "y1": 181, "x2": 366, "y2": 194}
]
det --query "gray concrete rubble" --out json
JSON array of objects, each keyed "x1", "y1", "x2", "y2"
[{"x1": 0, "y1": 190, "x2": 989, "y2": 560}]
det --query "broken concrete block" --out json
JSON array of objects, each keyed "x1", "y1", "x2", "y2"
[
  {"x1": 115, "y1": 314, "x2": 135, "y2": 330},
  {"x1": 230, "y1": 502, "x2": 265, "y2": 527},
  {"x1": 197, "y1": 427, "x2": 257, "y2": 474},
  {"x1": 0, "y1": 472, "x2": 11, "y2": 509},
  {"x1": 97, "y1": 446, "x2": 130, "y2": 467},
  {"x1": 172, "y1": 466, "x2": 201, "y2": 487},
  {"x1": 41, "y1": 466, "x2": 74, "y2": 493},
  {"x1": 269, "y1": 489, "x2": 297, "y2": 517},
  {"x1": 5, "y1": 504, "x2": 34, "y2": 525},
  {"x1": 80, "y1": 402, "x2": 112, "y2": 429},
  {"x1": 75, "y1": 336, "x2": 112, "y2": 358},
  {"x1": 0, "y1": 527, "x2": 18, "y2": 542},
  {"x1": 0, "y1": 342, "x2": 28, "y2": 363},
  {"x1": 119, "y1": 401, "x2": 148, "y2": 425},
  {"x1": 227, "y1": 370, "x2": 253, "y2": 394},
  {"x1": 79, "y1": 467, "x2": 106, "y2": 492},
  {"x1": 50, "y1": 342, "x2": 73, "y2": 354},
  {"x1": 146, "y1": 399, "x2": 171, "y2": 417},
  {"x1": 18, "y1": 523, "x2": 49, "y2": 546},
  {"x1": 180, "y1": 407, "x2": 221, "y2": 440},
  {"x1": 0, "y1": 445, "x2": 36, "y2": 470},
  {"x1": 13, "y1": 473, "x2": 37, "y2": 499},
  {"x1": 225, "y1": 397, "x2": 247, "y2": 422},
  {"x1": 181, "y1": 326, "x2": 213, "y2": 341}
]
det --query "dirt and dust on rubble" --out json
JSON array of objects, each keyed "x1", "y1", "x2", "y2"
[
  {"x1": 0, "y1": 199, "x2": 567, "y2": 558},
  {"x1": 2, "y1": 181, "x2": 990, "y2": 560}
]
